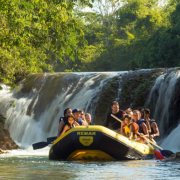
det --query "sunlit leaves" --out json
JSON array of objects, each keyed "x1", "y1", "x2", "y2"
[{"x1": 0, "y1": 0, "x2": 87, "y2": 87}]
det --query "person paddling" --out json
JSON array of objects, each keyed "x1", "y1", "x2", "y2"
[
  {"x1": 105, "y1": 101, "x2": 123, "y2": 132},
  {"x1": 133, "y1": 110, "x2": 149, "y2": 143},
  {"x1": 60, "y1": 115, "x2": 79, "y2": 136},
  {"x1": 144, "y1": 108, "x2": 160, "y2": 139},
  {"x1": 57, "y1": 108, "x2": 72, "y2": 137}
]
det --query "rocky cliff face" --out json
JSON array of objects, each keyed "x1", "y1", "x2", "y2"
[
  {"x1": 94, "y1": 68, "x2": 165, "y2": 126},
  {"x1": 0, "y1": 114, "x2": 19, "y2": 154}
]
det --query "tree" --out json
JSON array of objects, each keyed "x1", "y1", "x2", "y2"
[{"x1": 0, "y1": 0, "x2": 90, "y2": 87}]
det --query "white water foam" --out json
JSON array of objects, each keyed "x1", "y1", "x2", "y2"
[
  {"x1": 145, "y1": 70, "x2": 180, "y2": 137},
  {"x1": 0, "y1": 146, "x2": 50, "y2": 157},
  {"x1": 160, "y1": 122, "x2": 180, "y2": 152}
]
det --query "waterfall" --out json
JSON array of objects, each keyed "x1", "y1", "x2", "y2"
[
  {"x1": 1, "y1": 69, "x2": 180, "y2": 151},
  {"x1": 145, "y1": 69, "x2": 180, "y2": 138},
  {"x1": 0, "y1": 72, "x2": 123, "y2": 147},
  {"x1": 160, "y1": 122, "x2": 180, "y2": 151}
]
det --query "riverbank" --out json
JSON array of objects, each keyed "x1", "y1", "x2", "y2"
[{"x1": 0, "y1": 114, "x2": 19, "y2": 154}]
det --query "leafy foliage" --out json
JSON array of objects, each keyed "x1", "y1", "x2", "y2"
[
  {"x1": 62, "y1": 0, "x2": 180, "y2": 72},
  {"x1": 1, "y1": 0, "x2": 180, "y2": 78},
  {"x1": 0, "y1": 0, "x2": 89, "y2": 87}
]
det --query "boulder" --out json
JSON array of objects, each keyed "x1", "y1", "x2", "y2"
[{"x1": 0, "y1": 114, "x2": 20, "y2": 150}]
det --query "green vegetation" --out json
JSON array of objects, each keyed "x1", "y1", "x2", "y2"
[
  {"x1": 120, "y1": 73, "x2": 157, "y2": 109},
  {"x1": 0, "y1": 114, "x2": 6, "y2": 126},
  {"x1": 1, "y1": 0, "x2": 180, "y2": 88},
  {"x1": 0, "y1": 0, "x2": 93, "y2": 88},
  {"x1": 61, "y1": 0, "x2": 180, "y2": 72}
]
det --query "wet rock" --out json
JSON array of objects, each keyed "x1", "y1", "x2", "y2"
[
  {"x1": 0, "y1": 122, "x2": 3, "y2": 131},
  {"x1": 0, "y1": 129, "x2": 20, "y2": 150},
  {"x1": 129, "y1": 78, "x2": 134, "y2": 82},
  {"x1": 0, "y1": 148, "x2": 9, "y2": 154},
  {"x1": 0, "y1": 114, "x2": 20, "y2": 151},
  {"x1": 162, "y1": 152, "x2": 180, "y2": 162}
]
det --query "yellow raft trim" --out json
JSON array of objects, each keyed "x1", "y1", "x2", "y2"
[
  {"x1": 67, "y1": 150, "x2": 115, "y2": 161},
  {"x1": 49, "y1": 125, "x2": 154, "y2": 156}
]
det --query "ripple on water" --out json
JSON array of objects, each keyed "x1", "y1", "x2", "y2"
[{"x1": 0, "y1": 156, "x2": 179, "y2": 180}]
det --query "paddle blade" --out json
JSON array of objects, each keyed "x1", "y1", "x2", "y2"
[
  {"x1": 32, "y1": 142, "x2": 51, "y2": 150},
  {"x1": 161, "y1": 150, "x2": 174, "y2": 158},
  {"x1": 160, "y1": 150, "x2": 165, "y2": 157},
  {"x1": 47, "y1": 136, "x2": 57, "y2": 143},
  {"x1": 153, "y1": 149, "x2": 165, "y2": 160}
]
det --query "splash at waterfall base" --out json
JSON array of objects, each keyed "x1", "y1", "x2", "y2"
[
  {"x1": 48, "y1": 126, "x2": 154, "y2": 161},
  {"x1": 0, "y1": 114, "x2": 19, "y2": 153}
]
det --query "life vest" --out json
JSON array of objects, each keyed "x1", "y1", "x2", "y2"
[
  {"x1": 134, "y1": 119, "x2": 146, "y2": 133},
  {"x1": 124, "y1": 122, "x2": 139, "y2": 136}
]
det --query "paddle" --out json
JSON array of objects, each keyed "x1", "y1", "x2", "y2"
[
  {"x1": 145, "y1": 140, "x2": 165, "y2": 160},
  {"x1": 32, "y1": 141, "x2": 52, "y2": 150},
  {"x1": 111, "y1": 114, "x2": 165, "y2": 159},
  {"x1": 143, "y1": 136, "x2": 174, "y2": 157},
  {"x1": 47, "y1": 136, "x2": 57, "y2": 143}
]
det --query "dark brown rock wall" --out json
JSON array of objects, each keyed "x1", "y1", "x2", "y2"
[{"x1": 0, "y1": 115, "x2": 20, "y2": 153}]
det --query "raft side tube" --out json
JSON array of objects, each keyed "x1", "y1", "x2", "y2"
[{"x1": 49, "y1": 126, "x2": 154, "y2": 160}]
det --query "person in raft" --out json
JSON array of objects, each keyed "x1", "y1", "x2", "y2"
[
  {"x1": 105, "y1": 101, "x2": 123, "y2": 131},
  {"x1": 138, "y1": 107, "x2": 151, "y2": 134},
  {"x1": 85, "y1": 113, "x2": 95, "y2": 125},
  {"x1": 138, "y1": 107, "x2": 145, "y2": 119},
  {"x1": 72, "y1": 109, "x2": 83, "y2": 125},
  {"x1": 144, "y1": 108, "x2": 160, "y2": 139},
  {"x1": 121, "y1": 114, "x2": 139, "y2": 141},
  {"x1": 57, "y1": 108, "x2": 72, "y2": 137},
  {"x1": 60, "y1": 115, "x2": 79, "y2": 136},
  {"x1": 124, "y1": 108, "x2": 133, "y2": 118},
  {"x1": 79, "y1": 110, "x2": 88, "y2": 125},
  {"x1": 132, "y1": 110, "x2": 149, "y2": 143}
]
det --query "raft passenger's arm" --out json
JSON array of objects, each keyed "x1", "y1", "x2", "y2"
[
  {"x1": 141, "y1": 123, "x2": 149, "y2": 138},
  {"x1": 74, "y1": 121, "x2": 79, "y2": 126},
  {"x1": 57, "y1": 120, "x2": 65, "y2": 137},
  {"x1": 129, "y1": 124, "x2": 133, "y2": 140},
  {"x1": 150, "y1": 122, "x2": 160, "y2": 139},
  {"x1": 60, "y1": 125, "x2": 69, "y2": 136},
  {"x1": 146, "y1": 121, "x2": 151, "y2": 134}
]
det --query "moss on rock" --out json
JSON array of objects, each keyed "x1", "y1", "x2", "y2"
[
  {"x1": 120, "y1": 71, "x2": 161, "y2": 110},
  {"x1": 93, "y1": 76, "x2": 120, "y2": 125}
]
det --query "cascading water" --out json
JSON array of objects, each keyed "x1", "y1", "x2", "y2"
[
  {"x1": 144, "y1": 69, "x2": 180, "y2": 146},
  {"x1": 1, "y1": 69, "x2": 180, "y2": 152},
  {"x1": 160, "y1": 123, "x2": 180, "y2": 151},
  {"x1": 0, "y1": 72, "x2": 124, "y2": 148}
]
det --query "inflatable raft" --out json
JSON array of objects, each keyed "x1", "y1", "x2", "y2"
[{"x1": 49, "y1": 125, "x2": 154, "y2": 160}]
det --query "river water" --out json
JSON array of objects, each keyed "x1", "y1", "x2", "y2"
[{"x1": 1, "y1": 148, "x2": 180, "y2": 180}]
